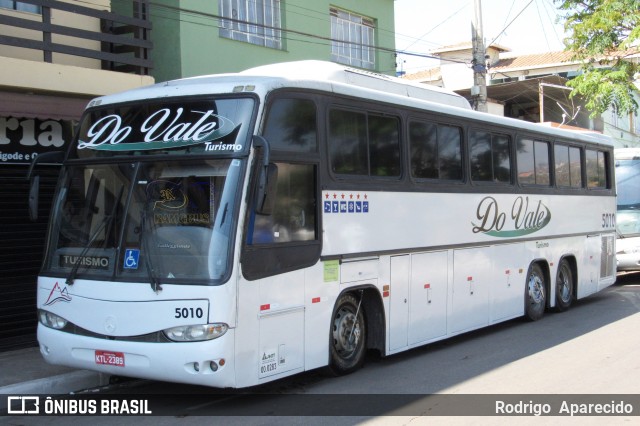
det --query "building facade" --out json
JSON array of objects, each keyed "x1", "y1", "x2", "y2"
[{"x1": 149, "y1": 0, "x2": 397, "y2": 82}]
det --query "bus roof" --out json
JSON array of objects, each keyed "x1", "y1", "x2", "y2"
[
  {"x1": 239, "y1": 61, "x2": 472, "y2": 109},
  {"x1": 86, "y1": 60, "x2": 613, "y2": 148},
  {"x1": 89, "y1": 60, "x2": 471, "y2": 110}
]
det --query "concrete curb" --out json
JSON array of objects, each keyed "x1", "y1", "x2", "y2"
[{"x1": 0, "y1": 371, "x2": 108, "y2": 410}]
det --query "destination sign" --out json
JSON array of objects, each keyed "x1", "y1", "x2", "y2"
[
  {"x1": 78, "y1": 107, "x2": 238, "y2": 151},
  {"x1": 60, "y1": 255, "x2": 110, "y2": 270}
]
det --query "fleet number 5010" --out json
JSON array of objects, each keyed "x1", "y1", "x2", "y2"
[
  {"x1": 602, "y1": 213, "x2": 615, "y2": 229},
  {"x1": 175, "y1": 307, "x2": 204, "y2": 319}
]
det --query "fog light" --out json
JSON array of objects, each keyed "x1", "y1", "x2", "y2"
[{"x1": 209, "y1": 361, "x2": 218, "y2": 372}]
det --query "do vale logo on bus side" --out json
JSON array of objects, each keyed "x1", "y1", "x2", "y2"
[{"x1": 472, "y1": 196, "x2": 551, "y2": 238}]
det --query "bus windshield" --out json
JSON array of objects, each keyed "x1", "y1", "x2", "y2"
[
  {"x1": 43, "y1": 158, "x2": 244, "y2": 286},
  {"x1": 616, "y1": 157, "x2": 640, "y2": 237}
]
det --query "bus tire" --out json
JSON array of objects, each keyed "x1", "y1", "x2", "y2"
[
  {"x1": 555, "y1": 259, "x2": 573, "y2": 312},
  {"x1": 329, "y1": 293, "x2": 366, "y2": 375},
  {"x1": 524, "y1": 263, "x2": 546, "y2": 321}
]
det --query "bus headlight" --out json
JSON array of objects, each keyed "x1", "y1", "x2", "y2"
[
  {"x1": 38, "y1": 310, "x2": 68, "y2": 330},
  {"x1": 163, "y1": 323, "x2": 228, "y2": 342}
]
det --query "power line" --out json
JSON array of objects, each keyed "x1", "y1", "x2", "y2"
[
  {"x1": 144, "y1": 1, "x2": 471, "y2": 66},
  {"x1": 534, "y1": 0, "x2": 553, "y2": 52},
  {"x1": 539, "y1": 0, "x2": 565, "y2": 50},
  {"x1": 398, "y1": 1, "x2": 471, "y2": 52},
  {"x1": 487, "y1": 0, "x2": 534, "y2": 47},
  {"x1": 498, "y1": 0, "x2": 518, "y2": 42}
]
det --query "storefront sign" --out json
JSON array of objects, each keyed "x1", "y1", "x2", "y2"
[{"x1": 0, "y1": 116, "x2": 71, "y2": 164}]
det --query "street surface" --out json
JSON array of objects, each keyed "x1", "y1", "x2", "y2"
[{"x1": 4, "y1": 274, "x2": 640, "y2": 425}]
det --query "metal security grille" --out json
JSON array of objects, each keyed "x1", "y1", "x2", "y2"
[
  {"x1": 219, "y1": 0, "x2": 282, "y2": 49},
  {"x1": 600, "y1": 234, "x2": 615, "y2": 279},
  {"x1": 0, "y1": 165, "x2": 59, "y2": 351},
  {"x1": 330, "y1": 7, "x2": 376, "y2": 70}
]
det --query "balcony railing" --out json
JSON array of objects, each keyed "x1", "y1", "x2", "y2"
[{"x1": 0, "y1": 0, "x2": 152, "y2": 75}]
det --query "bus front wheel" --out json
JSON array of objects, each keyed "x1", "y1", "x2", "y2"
[
  {"x1": 329, "y1": 293, "x2": 366, "y2": 375},
  {"x1": 524, "y1": 263, "x2": 546, "y2": 321}
]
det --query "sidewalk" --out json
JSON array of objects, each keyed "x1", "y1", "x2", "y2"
[{"x1": 0, "y1": 346, "x2": 108, "y2": 396}]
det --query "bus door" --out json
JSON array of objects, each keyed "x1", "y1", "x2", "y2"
[{"x1": 239, "y1": 160, "x2": 320, "y2": 383}]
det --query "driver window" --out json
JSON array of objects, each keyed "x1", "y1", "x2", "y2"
[
  {"x1": 250, "y1": 163, "x2": 316, "y2": 244},
  {"x1": 263, "y1": 98, "x2": 317, "y2": 152}
]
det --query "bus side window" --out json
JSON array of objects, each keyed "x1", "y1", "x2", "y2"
[
  {"x1": 569, "y1": 146, "x2": 583, "y2": 188},
  {"x1": 586, "y1": 149, "x2": 608, "y2": 188},
  {"x1": 329, "y1": 108, "x2": 401, "y2": 177},
  {"x1": 517, "y1": 138, "x2": 550, "y2": 186},
  {"x1": 250, "y1": 96, "x2": 318, "y2": 245},
  {"x1": 329, "y1": 109, "x2": 368, "y2": 175},
  {"x1": 243, "y1": 95, "x2": 320, "y2": 279},
  {"x1": 263, "y1": 98, "x2": 317, "y2": 152},
  {"x1": 470, "y1": 130, "x2": 511, "y2": 183},
  {"x1": 250, "y1": 163, "x2": 317, "y2": 244},
  {"x1": 409, "y1": 120, "x2": 463, "y2": 181},
  {"x1": 368, "y1": 114, "x2": 400, "y2": 177},
  {"x1": 555, "y1": 145, "x2": 583, "y2": 188}
]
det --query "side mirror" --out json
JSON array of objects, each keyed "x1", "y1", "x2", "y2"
[
  {"x1": 252, "y1": 135, "x2": 278, "y2": 215},
  {"x1": 26, "y1": 151, "x2": 65, "y2": 180}
]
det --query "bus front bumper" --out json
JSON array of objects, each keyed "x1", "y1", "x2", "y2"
[{"x1": 37, "y1": 324, "x2": 237, "y2": 388}]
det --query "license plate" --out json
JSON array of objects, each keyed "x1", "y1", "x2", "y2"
[{"x1": 95, "y1": 350, "x2": 125, "y2": 367}]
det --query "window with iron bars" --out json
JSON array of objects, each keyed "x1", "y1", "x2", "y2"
[
  {"x1": 219, "y1": 0, "x2": 282, "y2": 49},
  {"x1": 0, "y1": 1, "x2": 40, "y2": 13},
  {"x1": 330, "y1": 7, "x2": 375, "y2": 70}
]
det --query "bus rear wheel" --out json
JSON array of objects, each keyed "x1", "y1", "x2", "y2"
[
  {"x1": 524, "y1": 263, "x2": 546, "y2": 321},
  {"x1": 329, "y1": 293, "x2": 366, "y2": 375},
  {"x1": 555, "y1": 259, "x2": 573, "y2": 312}
]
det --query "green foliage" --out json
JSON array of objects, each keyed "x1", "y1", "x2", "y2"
[{"x1": 557, "y1": 0, "x2": 640, "y2": 117}]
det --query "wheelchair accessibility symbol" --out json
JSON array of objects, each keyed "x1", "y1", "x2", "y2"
[{"x1": 123, "y1": 249, "x2": 140, "y2": 269}]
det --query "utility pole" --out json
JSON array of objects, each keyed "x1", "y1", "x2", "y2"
[{"x1": 471, "y1": 0, "x2": 487, "y2": 112}]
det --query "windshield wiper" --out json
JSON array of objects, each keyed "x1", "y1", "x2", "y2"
[
  {"x1": 140, "y1": 210, "x2": 162, "y2": 293},
  {"x1": 66, "y1": 185, "x2": 124, "y2": 285}
]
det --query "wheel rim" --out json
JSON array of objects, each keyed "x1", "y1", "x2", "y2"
[
  {"x1": 332, "y1": 305, "x2": 361, "y2": 358},
  {"x1": 528, "y1": 272, "x2": 545, "y2": 305},
  {"x1": 557, "y1": 265, "x2": 571, "y2": 303}
]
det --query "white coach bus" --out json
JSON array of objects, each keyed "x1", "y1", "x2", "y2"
[
  {"x1": 31, "y1": 61, "x2": 616, "y2": 388},
  {"x1": 614, "y1": 148, "x2": 640, "y2": 271}
]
